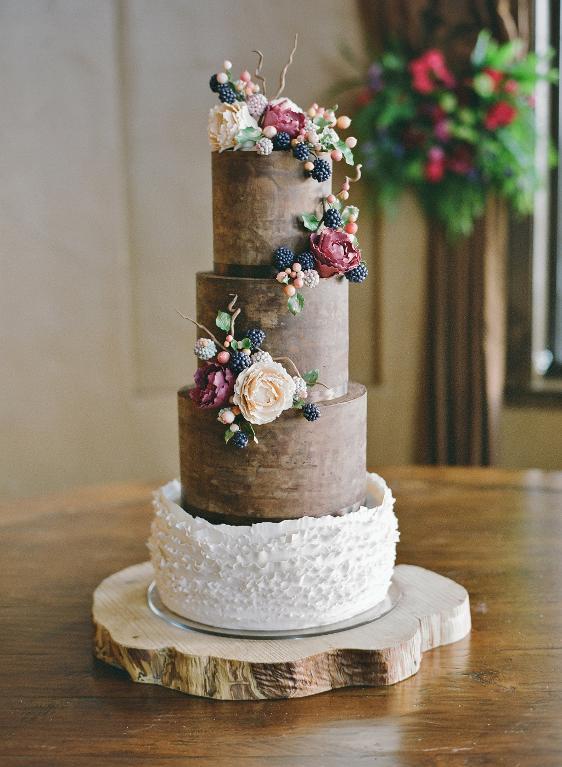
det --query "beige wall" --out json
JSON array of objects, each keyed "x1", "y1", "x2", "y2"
[{"x1": 1, "y1": 1, "x2": 559, "y2": 499}]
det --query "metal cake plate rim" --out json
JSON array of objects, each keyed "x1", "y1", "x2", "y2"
[{"x1": 146, "y1": 580, "x2": 402, "y2": 640}]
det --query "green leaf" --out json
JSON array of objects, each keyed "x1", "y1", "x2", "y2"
[
  {"x1": 335, "y1": 139, "x2": 354, "y2": 165},
  {"x1": 292, "y1": 399, "x2": 305, "y2": 410},
  {"x1": 235, "y1": 126, "x2": 262, "y2": 146},
  {"x1": 224, "y1": 428, "x2": 235, "y2": 444},
  {"x1": 341, "y1": 205, "x2": 359, "y2": 224},
  {"x1": 300, "y1": 212, "x2": 321, "y2": 231},
  {"x1": 287, "y1": 292, "x2": 305, "y2": 315},
  {"x1": 302, "y1": 369, "x2": 319, "y2": 386},
  {"x1": 230, "y1": 339, "x2": 239, "y2": 351},
  {"x1": 240, "y1": 420, "x2": 258, "y2": 443},
  {"x1": 216, "y1": 310, "x2": 231, "y2": 332},
  {"x1": 471, "y1": 30, "x2": 492, "y2": 67},
  {"x1": 313, "y1": 115, "x2": 332, "y2": 131},
  {"x1": 240, "y1": 338, "x2": 252, "y2": 349}
]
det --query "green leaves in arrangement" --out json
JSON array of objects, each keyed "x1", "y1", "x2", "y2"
[
  {"x1": 215, "y1": 310, "x2": 231, "y2": 332},
  {"x1": 302, "y1": 369, "x2": 319, "y2": 386},
  {"x1": 341, "y1": 206, "x2": 359, "y2": 224},
  {"x1": 240, "y1": 420, "x2": 258, "y2": 444},
  {"x1": 230, "y1": 338, "x2": 252, "y2": 351},
  {"x1": 224, "y1": 428, "x2": 235, "y2": 444},
  {"x1": 235, "y1": 127, "x2": 262, "y2": 147},
  {"x1": 292, "y1": 399, "x2": 306, "y2": 410},
  {"x1": 287, "y1": 292, "x2": 305, "y2": 315},
  {"x1": 300, "y1": 212, "x2": 321, "y2": 231}
]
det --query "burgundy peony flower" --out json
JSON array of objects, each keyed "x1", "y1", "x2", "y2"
[
  {"x1": 409, "y1": 49, "x2": 455, "y2": 94},
  {"x1": 484, "y1": 101, "x2": 517, "y2": 130},
  {"x1": 261, "y1": 99, "x2": 305, "y2": 138},
  {"x1": 190, "y1": 362, "x2": 234, "y2": 409},
  {"x1": 310, "y1": 229, "x2": 362, "y2": 277}
]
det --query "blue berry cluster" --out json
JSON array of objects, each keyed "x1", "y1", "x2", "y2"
[
  {"x1": 273, "y1": 246, "x2": 295, "y2": 271},
  {"x1": 323, "y1": 208, "x2": 343, "y2": 229},
  {"x1": 345, "y1": 263, "x2": 368, "y2": 283},
  {"x1": 273, "y1": 131, "x2": 291, "y2": 151},
  {"x1": 310, "y1": 158, "x2": 331, "y2": 182},
  {"x1": 302, "y1": 403, "x2": 320, "y2": 422},
  {"x1": 230, "y1": 431, "x2": 249, "y2": 449},
  {"x1": 245, "y1": 328, "x2": 266, "y2": 349},
  {"x1": 293, "y1": 143, "x2": 310, "y2": 161},
  {"x1": 229, "y1": 351, "x2": 253, "y2": 375}
]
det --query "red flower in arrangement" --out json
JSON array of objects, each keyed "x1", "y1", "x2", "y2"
[
  {"x1": 447, "y1": 144, "x2": 474, "y2": 175},
  {"x1": 190, "y1": 362, "x2": 234, "y2": 409},
  {"x1": 310, "y1": 229, "x2": 362, "y2": 277},
  {"x1": 262, "y1": 99, "x2": 306, "y2": 138},
  {"x1": 484, "y1": 67, "x2": 504, "y2": 90},
  {"x1": 409, "y1": 49, "x2": 456, "y2": 94},
  {"x1": 484, "y1": 101, "x2": 517, "y2": 130},
  {"x1": 424, "y1": 146, "x2": 446, "y2": 182}
]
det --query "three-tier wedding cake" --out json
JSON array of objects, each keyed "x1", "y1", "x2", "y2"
[{"x1": 148, "y1": 45, "x2": 399, "y2": 631}]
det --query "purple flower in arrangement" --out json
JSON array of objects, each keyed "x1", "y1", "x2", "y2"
[
  {"x1": 310, "y1": 229, "x2": 362, "y2": 278},
  {"x1": 190, "y1": 362, "x2": 234, "y2": 409},
  {"x1": 434, "y1": 120, "x2": 451, "y2": 142},
  {"x1": 367, "y1": 62, "x2": 384, "y2": 92}
]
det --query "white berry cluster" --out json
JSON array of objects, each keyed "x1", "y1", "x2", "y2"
[
  {"x1": 301, "y1": 269, "x2": 320, "y2": 289},
  {"x1": 292, "y1": 376, "x2": 308, "y2": 400},
  {"x1": 256, "y1": 137, "x2": 273, "y2": 156},
  {"x1": 251, "y1": 350, "x2": 273, "y2": 365},
  {"x1": 246, "y1": 93, "x2": 268, "y2": 120},
  {"x1": 194, "y1": 337, "x2": 218, "y2": 360}
]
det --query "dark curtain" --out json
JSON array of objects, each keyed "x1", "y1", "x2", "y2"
[{"x1": 358, "y1": 0, "x2": 521, "y2": 465}]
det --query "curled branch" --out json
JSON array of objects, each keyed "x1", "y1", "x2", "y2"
[
  {"x1": 274, "y1": 33, "x2": 298, "y2": 99},
  {"x1": 252, "y1": 49, "x2": 267, "y2": 97},
  {"x1": 176, "y1": 310, "x2": 226, "y2": 350},
  {"x1": 347, "y1": 164, "x2": 362, "y2": 185},
  {"x1": 227, "y1": 294, "x2": 238, "y2": 312},
  {"x1": 229, "y1": 307, "x2": 241, "y2": 337}
]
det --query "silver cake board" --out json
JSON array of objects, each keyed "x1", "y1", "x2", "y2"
[{"x1": 92, "y1": 562, "x2": 471, "y2": 700}]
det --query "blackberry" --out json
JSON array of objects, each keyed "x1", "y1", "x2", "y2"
[
  {"x1": 218, "y1": 83, "x2": 236, "y2": 104},
  {"x1": 245, "y1": 328, "x2": 266, "y2": 349},
  {"x1": 345, "y1": 262, "x2": 369, "y2": 283},
  {"x1": 310, "y1": 158, "x2": 331, "y2": 182},
  {"x1": 293, "y1": 142, "x2": 310, "y2": 161},
  {"x1": 323, "y1": 208, "x2": 343, "y2": 229},
  {"x1": 302, "y1": 403, "x2": 321, "y2": 422},
  {"x1": 272, "y1": 131, "x2": 291, "y2": 150},
  {"x1": 230, "y1": 431, "x2": 249, "y2": 449},
  {"x1": 273, "y1": 246, "x2": 295, "y2": 271},
  {"x1": 229, "y1": 351, "x2": 253, "y2": 375},
  {"x1": 209, "y1": 74, "x2": 220, "y2": 93},
  {"x1": 297, "y1": 251, "x2": 314, "y2": 271}
]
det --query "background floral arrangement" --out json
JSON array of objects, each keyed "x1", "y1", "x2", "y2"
[
  {"x1": 352, "y1": 30, "x2": 558, "y2": 238},
  {"x1": 178, "y1": 297, "x2": 322, "y2": 450}
]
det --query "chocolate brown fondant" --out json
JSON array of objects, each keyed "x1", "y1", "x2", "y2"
[
  {"x1": 197, "y1": 272, "x2": 348, "y2": 401},
  {"x1": 212, "y1": 151, "x2": 331, "y2": 273},
  {"x1": 178, "y1": 382, "x2": 367, "y2": 524}
]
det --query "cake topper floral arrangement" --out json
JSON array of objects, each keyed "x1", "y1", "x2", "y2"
[
  {"x1": 207, "y1": 35, "x2": 358, "y2": 184},
  {"x1": 178, "y1": 297, "x2": 323, "y2": 449}
]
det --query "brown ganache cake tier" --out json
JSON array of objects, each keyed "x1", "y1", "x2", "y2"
[
  {"x1": 212, "y1": 151, "x2": 331, "y2": 274},
  {"x1": 197, "y1": 272, "x2": 348, "y2": 401},
  {"x1": 178, "y1": 382, "x2": 367, "y2": 524}
]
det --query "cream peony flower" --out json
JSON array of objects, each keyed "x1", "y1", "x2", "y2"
[
  {"x1": 207, "y1": 102, "x2": 259, "y2": 152},
  {"x1": 233, "y1": 361, "x2": 296, "y2": 425}
]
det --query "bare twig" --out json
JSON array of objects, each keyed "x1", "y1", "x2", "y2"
[
  {"x1": 497, "y1": 0, "x2": 519, "y2": 42},
  {"x1": 273, "y1": 355, "x2": 301, "y2": 377},
  {"x1": 252, "y1": 49, "x2": 267, "y2": 97},
  {"x1": 229, "y1": 307, "x2": 241, "y2": 337},
  {"x1": 175, "y1": 309, "x2": 226, "y2": 350},
  {"x1": 227, "y1": 294, "x2": 238, "y2": 312},
  {"x1": 274, "y1": 33, "x2": 298, "y2": 100},
  {"x1": 347, "y1": 164, "x2": 362, "y2": 185}
]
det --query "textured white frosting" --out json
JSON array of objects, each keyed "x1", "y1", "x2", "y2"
[{"x1": 148, "y1": 473, "x2": 399, "y2": 631}]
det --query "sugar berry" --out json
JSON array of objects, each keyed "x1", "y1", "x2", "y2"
[
  {"x1": 229, "y1": 351, "x2": 253, "y2": 375},
  {"x1": 345, "y1": 262, "x2": 368, "y2": 283},
  {"x1": 272, "y1": 131, "x2": 291, "y2": 151},
  {"x1": 302, "y1": 403, "x2": 320, "y2": 422},
  {"x1": 298, "y1": 251, "x2": 315, "y2": 271},
  {"x1": 323, "y1": 208, "x2": 343, "y2": 229},
  {"x1": 293, "y1": 143, "x2": 310, "y2": 161},
  {"x1": 310, "y1": 158, "x2": 331, "y2": 182},
  {"x1": 273, "y1": 246, "x2": 295, "y2": 271},
  {"x1": 218, "y1": 83, "x2": 236, "y2": 104},
  {"x1": 245, "y1": 328, "x2": 266, "y2": 349},
  {"x1": 230, "y1": 431, "x2": 249, "y2": 449}
]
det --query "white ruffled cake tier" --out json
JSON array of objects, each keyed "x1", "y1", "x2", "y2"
[{"x1": 148, "y1": 473, "x2": 399, "y2": 631}]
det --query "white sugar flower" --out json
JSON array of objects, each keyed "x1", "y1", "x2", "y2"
[
  {"x1": 233, "y1": 361, "x2": 296, "y2": 425},
  {"x1": 208, "y1": 102, "x2": 259, "y2": 152}
]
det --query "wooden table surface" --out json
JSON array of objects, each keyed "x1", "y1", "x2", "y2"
[{"x1": 2, "y1": 466, "x2": 562, "y2": 766}]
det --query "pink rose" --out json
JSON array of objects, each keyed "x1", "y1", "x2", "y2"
[
  {"x1": 261, "y1": 99, "x2": 305, "y2": 138},
  {"x1": 310, "y1": 230, "x2": 362, "y2": 278},
  {"x1": 190, "y1": 362, "x2": 234, "y2": 409}
]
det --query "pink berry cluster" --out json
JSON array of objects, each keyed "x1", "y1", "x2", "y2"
[{"x1": 275, "y1": 261, "x2": 305, "y2": 297}]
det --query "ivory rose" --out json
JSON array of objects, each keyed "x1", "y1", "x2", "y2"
[
  {"x1": 208, "y1": 102, "x2": 259, "y2": 152},
  {"x1": 233, "y1": 361, "x2": 296, "y2": 425}
]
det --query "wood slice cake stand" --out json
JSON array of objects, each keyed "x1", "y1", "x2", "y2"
[{"x1": 92, "y1": 563, "x2": 471, "y2": 700}]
